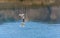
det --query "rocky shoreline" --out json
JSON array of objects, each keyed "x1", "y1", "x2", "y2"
[{"x1": 0, "y1": 6, "x2": 60, "y2": 23}]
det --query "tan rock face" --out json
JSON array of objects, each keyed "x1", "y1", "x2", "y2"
[
  {"x1": 0, "y1": 0, "x2": 17, "y2": 3},
  {"x1": 0, "y1": 0, "x2": 56, "y2": 9},
  {"x1": 0, "y1": 0, "x2": 55, "y2": 5}
]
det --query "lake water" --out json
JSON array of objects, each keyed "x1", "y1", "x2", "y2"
[{"x1": 0, "y1": 21, "x2": 60, "y2": 38}]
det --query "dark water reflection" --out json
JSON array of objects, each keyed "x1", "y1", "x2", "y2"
[{"x1": 0, "y1": 20, "x2": 60, "y2": 25}]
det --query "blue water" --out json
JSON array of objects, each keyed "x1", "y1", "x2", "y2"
[{"x1": 0, "y1": 21, "x2": 60, "y2": 38}]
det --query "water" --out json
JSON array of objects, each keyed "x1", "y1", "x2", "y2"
[{"x1": 0, "y1": 21, "x2": 60, "y2": 38}]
